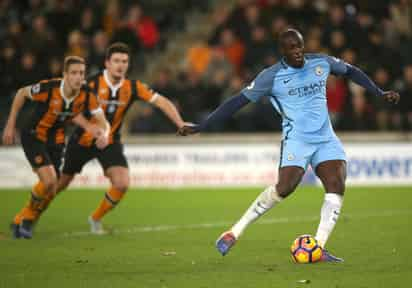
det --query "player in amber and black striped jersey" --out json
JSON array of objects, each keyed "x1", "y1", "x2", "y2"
[{"x1": 32, "y1": 43, "x2": 191, "y2": 235}]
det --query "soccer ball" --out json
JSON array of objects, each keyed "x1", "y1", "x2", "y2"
[{"x1": 290, "y1": 234, "x2": 323, "y2": 263}]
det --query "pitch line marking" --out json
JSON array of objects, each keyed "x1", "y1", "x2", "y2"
[{"x1": 59, "y1": 209, "x2": 412, "y2": 238}]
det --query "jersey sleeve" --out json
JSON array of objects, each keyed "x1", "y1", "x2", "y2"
[
  {"x1": 85, "y1": 91, "x2": 103, "y2": 116},
  {"x1": 135, "y1": 80, "x2": 159, "y2": 103},
  {"x1": 241, "y1": 68, "x2": 274, "y2": 103},
  {"x1": 325, "y1": 55, "x2": 350, "y2": 76},
  {"x1": 325, "y1": 54, "x2": 384, "y2": 97},
  {"x1": 27, "y1": 80, "x2": 51, "y2": 102}
]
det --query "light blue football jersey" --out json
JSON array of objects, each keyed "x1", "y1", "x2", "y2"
[{"x1": 241, "y1": 54, "x2": 349, "y2": 143}]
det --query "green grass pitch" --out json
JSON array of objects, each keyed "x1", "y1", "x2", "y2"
[{"x1": 0, "y1": 186, "x2": 411, "y2": 288}]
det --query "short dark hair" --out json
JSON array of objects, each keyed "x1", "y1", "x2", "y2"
[
  {"x1": 279, "y1": 28, "x2": 304, "y2": 44},
  {"x1": 63, "y1": 55, "x2": 85, "y2": 72},
  {"x1": 105, "y1": 42, "x2": 130, "y2": 60}
]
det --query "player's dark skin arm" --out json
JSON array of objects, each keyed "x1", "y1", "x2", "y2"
[{"x1": 382, "y1": 91, "x2": 400, "y2": 103}]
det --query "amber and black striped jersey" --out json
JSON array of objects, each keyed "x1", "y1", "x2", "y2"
[
  {"x1": 24, "y1": 78, "x2": 101, "y2": 145},
  {"x1": 75, "y1": 70, "x2": 158, "y2": 147}
]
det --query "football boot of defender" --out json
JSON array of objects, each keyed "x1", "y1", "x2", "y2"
[
  {"x1": 10, "y1": 223, "x2": 21, "y2": 239},
  {"x1": 88, "y1": 216, "x2": 108, "y2": 235},
  {"x1": 19, "y1": 219, "x2": 34, "y2": 239}
]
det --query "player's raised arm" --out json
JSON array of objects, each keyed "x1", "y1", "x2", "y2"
[
  {"x1": 3, "y1": 85, "x2": 37, "y2": 145},
  {"x1": 327, "y1": 56, "x2": 400, "y2": 104}
]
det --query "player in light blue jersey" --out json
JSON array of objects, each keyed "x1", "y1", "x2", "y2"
[{"x1": 178, "y1": 29, "x2": 400, "y2": 262}]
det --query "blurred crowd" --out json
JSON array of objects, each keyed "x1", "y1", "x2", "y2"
[
  {"x1": 134, "y1": 0, "x2": 412, "y2": 134},
  {"x1": 0, "y1": 0, "x2": 203, "y2": 131},
  {"x1": 1, "y1": 0, "x2": 412, "y2": 134}
]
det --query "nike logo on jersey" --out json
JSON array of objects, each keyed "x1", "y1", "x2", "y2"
[{"x1": 283, "y1": 79, "x2": 292, "y2": 84}]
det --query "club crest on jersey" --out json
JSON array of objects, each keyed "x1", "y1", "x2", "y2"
[
  {"x1": 287, "y1": 153, "x2": 295, "y2": 161},
  {"x1": 315, "y1": 66, "x2": 323, "y2": 76},
  {"x1": 34, "y1": 155, "x2": 43, "y2": 164}
]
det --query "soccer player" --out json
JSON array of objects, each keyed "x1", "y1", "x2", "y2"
[
  {"x1": 2, "y1": 56, "x2": 110, "y2": 239},
  {"x1": 32, "y1": 42, "x2": 189, "y2": 234},
  {"x1": 178, "y1": 29, "x2": 400, "y2": 261}
]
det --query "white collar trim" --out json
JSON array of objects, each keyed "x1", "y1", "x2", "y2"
[
  {"x1": 60, "y1": 80, "x2": 79, "y2": 109},
  {"x1": 103, "y1": 69, "x2": 124, "y2": 97}
]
